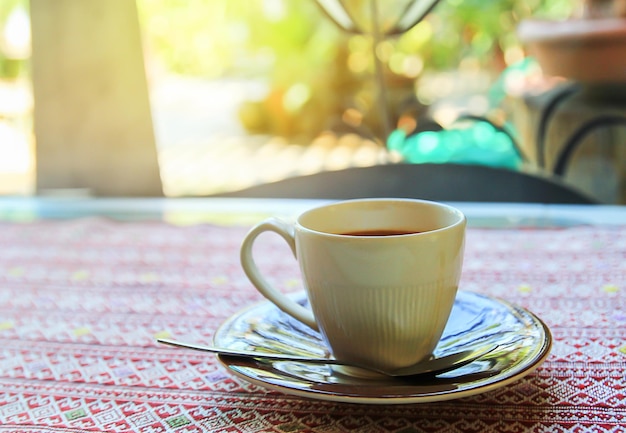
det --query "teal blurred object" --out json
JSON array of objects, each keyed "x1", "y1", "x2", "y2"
[
  {"x1": 387, "y1": 119, "x2": 523, "y2": 170},
  {"x1": 387, "y1": 59, "x2": 534, "y2": 170}
]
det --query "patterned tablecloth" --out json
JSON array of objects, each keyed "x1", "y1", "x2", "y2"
[{"x1": 0, "y1": 215, "x2": 625, "y2": 432}]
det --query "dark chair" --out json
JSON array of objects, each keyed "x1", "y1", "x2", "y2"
[
  {"x1": 533, "y1": 82, "x2": 626, "y2": 176},
  {"x1": 214, "y1": 163, "x2": 598, "y2": 204}
]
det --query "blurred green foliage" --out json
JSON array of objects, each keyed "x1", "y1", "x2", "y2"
[
  {"x1": 0, "y1": 0, "x2": 23, "y2": 28},
  {"x1": 137, "y1": 0, "x2": 575, "y2": 78},
  {"x1": 0, "y1": 0, "x2": 577, "y2": 139},
  {"x1": 137, "y1": 0, "x2": 576, "y2": 140},
  {"x1": 424, "y1": 0, "x2": 575, "y2": 69},
  {"x1": 0, "y1": 0, "x2": 27, "y2": 79}
]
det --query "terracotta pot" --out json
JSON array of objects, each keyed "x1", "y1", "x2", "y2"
[{"x1": 518, "y1": 18, "x2": 626, "y2": 83}]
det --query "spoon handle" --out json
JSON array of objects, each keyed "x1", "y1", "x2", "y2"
[
  {"x1": 158, "y1": 338, "x2": 337, "y2": 364},
  {"x1": 157, "y1": 338, "x2": 496, "y2": 376}
]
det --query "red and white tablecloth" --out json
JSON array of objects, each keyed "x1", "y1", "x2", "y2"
[{"x1": 0, "y1": 217, "x2": 625, "y2": 432}]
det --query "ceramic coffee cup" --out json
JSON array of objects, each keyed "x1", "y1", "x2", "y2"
[{"x1": 240, "y1": 198, "x2": 466, "y2": 371}]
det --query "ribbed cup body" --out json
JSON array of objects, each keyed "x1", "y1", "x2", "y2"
[{"x1": 296, "y1": 200, "x2": 465, "y2": 371}]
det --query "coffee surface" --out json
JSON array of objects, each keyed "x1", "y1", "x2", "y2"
[{"x1": 340, "y1": 229, "x2": 419, "y2": 236}]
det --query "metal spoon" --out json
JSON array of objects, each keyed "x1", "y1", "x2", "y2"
[{"x1": 157, "y1": 338, "x2": 496, "y2": 377}]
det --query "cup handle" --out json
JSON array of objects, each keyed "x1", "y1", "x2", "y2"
[{"x1": 240, "y1": 217, "x2": 319, "y2": 331}]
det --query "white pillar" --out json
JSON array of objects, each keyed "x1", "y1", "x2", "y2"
[{"x1": 30, "y1": 0, "x2": 163, "y2": 196}]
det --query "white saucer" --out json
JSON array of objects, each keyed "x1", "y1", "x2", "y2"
[{"x1": 213, "y1": 291, "x2": 552, "y2": 405}]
